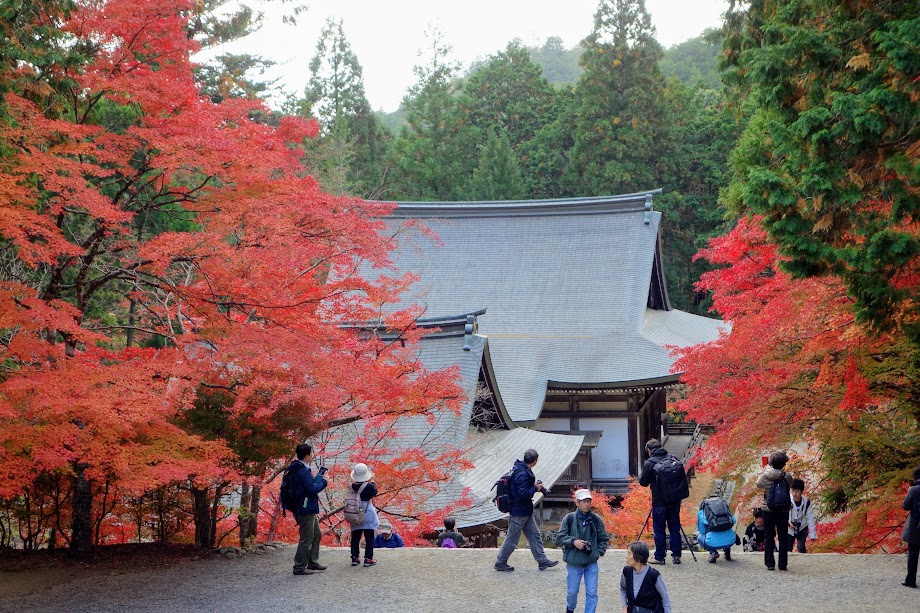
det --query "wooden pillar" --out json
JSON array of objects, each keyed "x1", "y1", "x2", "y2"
[
  {"x1": 627, "y1": 414, "x2": 639, "y2": 476},
  {"x1": 568, "y1": 394, "x2": 579, "y2": 430}
]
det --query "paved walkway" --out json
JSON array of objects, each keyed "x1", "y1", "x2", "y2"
[{"x1": 2, "y1": 546, "x2": 917, "y2": 612}]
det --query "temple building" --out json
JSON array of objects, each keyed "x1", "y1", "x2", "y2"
[{"x1": 356, "y1": 191, "x2": 725, "y2": 540}]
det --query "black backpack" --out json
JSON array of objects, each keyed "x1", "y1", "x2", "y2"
[
  {"x1": 652, "y1": 455, "x2": 690, "y2": 504},
  {"x1": 765, "y1": 472, "x2": 792, "y2": 512},
  {"x1": 492, "y1": 468, "x2": 521, "y2": 513},
  {"x1": 280, "y1": 463, "x2": 304, "y2": 516},
  {"x1": 701, "y1": 497, "x2": 734, "y2": 532}
]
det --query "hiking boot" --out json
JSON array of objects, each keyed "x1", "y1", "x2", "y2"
[
  {"x1": 672, "y1": 556, "x2": 681, "y2": 565},
  {"x1": 539, "y1": 560, "x2": 559, "y2": 570},
  {"x1": 363, "y1": 558, "x2": 376, "y2": 567},
  {"x1": 566, "y1": 609, "x2": 575, "y2": 613},
  {"x1": 708, "y1": 551, "x2": 719, "y2": 563},
  {"x1": 307, "y1": 563, "x2": 327, "y2": 571},
  {"x1": 766, "y1": 565, "x2": 775, "y2": 571},
  {"x1": 292, "y1": 568, "x2": 315, "y2": 576},
  {"x1": 903, "y1": 582, "x2": 918, "y2": 588},
  {"x1": 351, "y1": 556, "x2": 360, "y2": 567},
  {"x1": 649, "y1": 558, "x2": 666, "y2": 565},
  {"x1": 724, "y1": 550, "x2": 732, "y2": 561},
  {"x1": 495, "y1": 563, "x2": 515, "y2": 572}
]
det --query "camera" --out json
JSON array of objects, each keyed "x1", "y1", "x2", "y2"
[
  {"x1": 583, "y1": 542, "x2": 592, "y2": 553},
  {"x1": 536, "y1": 480, "x2": 551, "y2": 495},
  {"x1": 792, "y1": 520, "x2": 801, "y2": 533}
]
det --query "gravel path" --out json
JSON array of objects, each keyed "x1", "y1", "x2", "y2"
[{"x1": 2, "y1": 546, "x2": 917, "y2": 612}]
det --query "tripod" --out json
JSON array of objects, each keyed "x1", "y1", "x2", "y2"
[{"x1": 636, "y1": 508, "x2": 698, "y2": 562}]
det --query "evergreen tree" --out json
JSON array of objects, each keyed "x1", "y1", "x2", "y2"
[
  {"x1": 528, "y1": 36, "x2": 584, "y2": 86},
  {"x1": 300, "y1": 18, "x2": 390, "y2": 198},
  {"x1": 462, "y1": 42, "x2": 558, "y2": 150},
  {"x1": 721, "y1": 0, "x2": 920, "y2": 347},
  {"x1": 654, "y1": 83, "x2": 739, "y2": 313},
  {"x1": 387, "y1": 27, "x2": 478, "y2": 200},
  {"x1": 189, "y1": 1, "x2": 277, "y2": 104},
  {"x1": 659, "y1": 29, "x2": 723, "y2": 89},
  {"x1": 567, "y1": 0, "x2": 668, "y2": 196},
  {"x1": 465, "y1": 132, "x2": 526, "y2": 200},
  {"x1": 520, "y1": 89, "x2": 578, "y2": 199}
]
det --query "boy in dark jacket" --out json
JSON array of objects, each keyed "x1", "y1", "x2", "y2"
[
  {"x1": 290, "y1": 443, "x2": 328, "y2": 575},
  {"x1": 902, "y1": 465, "x2": 920, "y2": 588},
  {"x1": 494, "y1": 449, "x2": 558, "y2": 572},
  {"x1": 555, "y1": 489, "x2": 608, "y2": 613}
]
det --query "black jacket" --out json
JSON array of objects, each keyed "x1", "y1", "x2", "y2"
[{"x1": 638, "y1": 448, "x2": 672, "y2": 506}]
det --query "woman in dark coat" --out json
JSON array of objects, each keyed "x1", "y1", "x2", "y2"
[{"x1": 902, "y1": 464, "x2": 920, "y2": 588}]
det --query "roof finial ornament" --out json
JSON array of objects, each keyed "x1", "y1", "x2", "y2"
[
  {"x1": 463, "y1": 315, "x2": 478, "y2": 351},
  {"x1": 644, "y1": 193, "x2": 653, "y2": 225}
]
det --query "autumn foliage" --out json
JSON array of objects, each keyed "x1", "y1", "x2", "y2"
[
  {"x1": 0, "y1": 0, "x2": 466, "y2": 552},
  {"x1": 672, "y1": 217, "x2": 920, "y2": 552}
]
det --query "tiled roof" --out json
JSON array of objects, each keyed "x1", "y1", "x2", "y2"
[
  {"x1": 452, "y1": 427, "x2": 585, "y2": 529},
  {"x1": 365, "y1": 194, "x2": 727, "y2": 423}
]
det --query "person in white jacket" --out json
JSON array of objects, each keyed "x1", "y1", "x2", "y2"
[{"x1": 787, "y1": 478, "x2": 817, "y2": 553}]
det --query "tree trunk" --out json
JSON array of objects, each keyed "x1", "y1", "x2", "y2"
[
  {"x1": 70, "y1": 462, "x2": 94, "y2": 557},
  {"x1": 238, "y1": 481, "x2": 251, "y2": 546},
  {"x1": 192, "y1": 486, "x2": 214, "y2": 549},
  {"x1": 245, "y1": 485, "x2": 261, "y2": 542},
  {"x1": 267, "y1": 495, "x2": 282, "y2": 542}
]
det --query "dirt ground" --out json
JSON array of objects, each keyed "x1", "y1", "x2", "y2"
[{"x1": 2, "y1": 544, "x2": 918, "y2": 613}]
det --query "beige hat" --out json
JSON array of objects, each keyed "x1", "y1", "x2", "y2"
[
  {"x1": 575, "y1": 489, "x2": 592, "y2": 501},
  {"x1": 379, "y1": 522, "x2": 392, "y2": 533},
  {"x1": 351, "y1": 463, "x2": 373, "y2": 483}
]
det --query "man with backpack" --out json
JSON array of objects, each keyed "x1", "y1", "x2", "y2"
[
  {"x1": 755, "y1": 451, "x2": 794, "y2": 571},
  {"x1": 639, "y1": 439, "x2": 689, "y2": 565},
  {"x1": 282, "y1": 443, "x2": 328, "y2": 576},
  {"x1": 493, "y1": 448, "x2": 558, "y2": 572},
  {"x1": 697, "y1": 495, "x2": 737, "y2": 563},
  {"x1": 436, "y1": 516, "x2": 465, "y2": 548},
  {"x1": 555, "y1": 489, "x2": 608, "y2": 613}
]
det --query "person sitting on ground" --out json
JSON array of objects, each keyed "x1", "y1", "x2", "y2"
[
  {"x1": 437, "y1": 516, "x2": 466, "y2": 548},
  {"x1": 619, "y1": 541, "x2": 672, "y2": 613},
  {"x1": 743, "y1": 508, "x2": 769, "y2": 552},
  {"x1": 787, "y1": 478, "x2": 817, "y2": 553},
  {"x1": 697, "y1": 495, "x2": 737, "y2": 563},
  {"x1": 373, "y1": 521, "x2": 404, "y2": 549}
]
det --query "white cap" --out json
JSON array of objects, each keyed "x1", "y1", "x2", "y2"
[{"x1": 575, "y1": 489, "x2": 592, "y2": 501}]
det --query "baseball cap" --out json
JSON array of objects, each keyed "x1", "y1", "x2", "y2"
[{"x1": 575, "y1": 489, "x2": 592, "y2": 501}]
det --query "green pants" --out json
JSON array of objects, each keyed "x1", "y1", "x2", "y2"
[{"x1": 293, "y1": 513, "x2": 321, "y2": 569}]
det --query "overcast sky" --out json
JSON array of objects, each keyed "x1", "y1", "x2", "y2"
[{"x1": 209, "y1": 0, "x2": 729, "y2": 112}]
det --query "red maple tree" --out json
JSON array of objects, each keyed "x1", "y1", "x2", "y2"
[
  {"x1": 672, "y1": 216, "x2": 919, "y2": 552},
  {"x1": 0, "y1": 0, "x2": 467, "y2": 553}
]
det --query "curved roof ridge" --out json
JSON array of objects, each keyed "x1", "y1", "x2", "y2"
[{"x1": 381, "y1": 190, "x2": 663, "y2": 218}]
